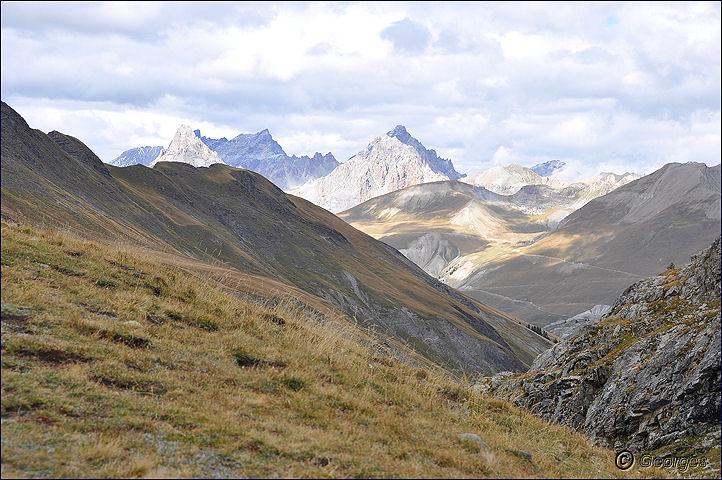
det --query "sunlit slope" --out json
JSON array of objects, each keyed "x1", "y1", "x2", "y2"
[
  {"x1": 462, "y1": 162, "x2": 721, "y2": 325},
  {"x1": 340, "y1": 181, "x2": 550, "y2": 277},
  {"x1": 1, "y1": 101, "x2": 550, "y2": 374}
]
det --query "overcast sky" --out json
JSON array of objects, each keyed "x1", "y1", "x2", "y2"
[{"x1": 2, "y1": 1, "x2": 720, "y2": 179}]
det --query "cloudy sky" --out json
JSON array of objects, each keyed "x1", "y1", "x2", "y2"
[{"x1": 2, "y1": 1, "x2": 720, "y2": 179}]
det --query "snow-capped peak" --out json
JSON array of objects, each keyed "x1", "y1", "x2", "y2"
[{"x1": 150, "y1": 125, "x2": 224, "y2": 168}]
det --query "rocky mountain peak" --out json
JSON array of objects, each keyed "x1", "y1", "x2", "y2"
[
  {"x1": 176, "y1": 124, "x2": 194, "y2": 137},
  {"x1": 378, "y1": 125, "x2": 463, "y2": 180},
  {"x1": 387, "y1": 124, "x2": 411, "y2": 141},
  {"x1": 150, "y1": 125, "x2": 224, "y2": 168},
  {"x1": 291, "y1": 126, "x2": 465, "y2": 212}
]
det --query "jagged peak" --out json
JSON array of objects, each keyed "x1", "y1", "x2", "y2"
[
  {"x1": 387, "y1": 125, "x2": 410, "y2": 139},
  {"x1": 175, "y1": 124, "x2": 194, "y2": 136},
  {"x1": 358, "y1": 125, "x2": 462, "y2": 180}
]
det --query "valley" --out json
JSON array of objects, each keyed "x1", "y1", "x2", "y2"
[{"x1": 341, "y1": 163, "x2": 721, "y2": 326}]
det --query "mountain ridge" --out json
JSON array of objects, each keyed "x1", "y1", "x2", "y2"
[
  {"x1": 111, "y1": 126, "x2": 339, "y2": 190},
  {"x1": 340, "y1": 161, "x2": 720, "y2": 326},
  {"x1": 458, "y1": 161, "x2": 721, "y2": 325},
  {"x1": 1, "y1": 101, "x2": 550, "y2": 375}
]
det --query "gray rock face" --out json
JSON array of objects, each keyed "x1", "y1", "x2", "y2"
[
  {"x1": 545, "y1": 305, "x2": 612, "y2": 339},
  {"x1": 196, "y1": 129, "x2": 339, "y2": 190},
  {"x1": 483, "y1": 237, "x2": 721, "y2": 457}
]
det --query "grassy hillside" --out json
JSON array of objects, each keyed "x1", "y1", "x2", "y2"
[
  {"x1": 1, "y1": 222, "x2": 664, "y2": 478},
  {"x1": 1, "y1": 101, "x2": 551, "y2": 375}
]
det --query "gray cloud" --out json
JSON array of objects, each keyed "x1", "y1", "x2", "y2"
[{"x1": 380, "y1": 18, "x2": 431, "y2": 54}]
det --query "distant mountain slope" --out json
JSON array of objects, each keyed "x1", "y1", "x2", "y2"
[
  {"x1": 339, "y1": 181, "x2": 547, "y2": 277},
  {"x1": 460, "y1": 162, "x2": 721, "y2": 325},
  {"x1": 462, "y1": 164, "x2": 565, "y2": 195},
  {"x1": 340, "y1": 162, "x2": 718, "y2": 326},
  {"x1": 196, "y1": 129, "x2": 339, "y2": 190},
  {"x1": 292, "y1": 126, "x2": 464, "y2": 213},
  {"x1": 461, "y1": 163, "x2": 639, "y2": 197},
  {"x1": 1, "y1": 101, "x2": 550, "y2": 375},
  {"x1": 339, "y1": 174, "x2": 643, "y2": 289},
  {"x1": 482, "y1": 237, "x2": 721, "y2": 475},
  {"x1": 530, "y1": 160, "x2": 565, "y2": 176},
  {"x1": 109, "y1": 145, "x2": 163, "y2": 167}
]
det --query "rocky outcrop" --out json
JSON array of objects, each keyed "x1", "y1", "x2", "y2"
[{"x1": 479, "y1": 237, "x2": 721, "y2": 457}]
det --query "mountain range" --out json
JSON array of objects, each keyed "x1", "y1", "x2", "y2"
[
  {"x1": 1, "y1": 101, "x2": 550, "y2": 375},
  {"x1": 462, "y1": 164, "x2": 566, "y2": 195},
  {"x1": 453, "y1": 161, "x2": 721, "y2": 325},
  {"x1": 111, "y1": 125, "x2": 339, "y2": 190},
  {"x1": 195, "y1": 128, "x2": 339, "y2": 190},
  {"x1": 4, "y1": 98, "x2": 720, "y2": 477}
]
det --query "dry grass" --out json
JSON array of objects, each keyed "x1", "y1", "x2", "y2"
[{"x1": 1, "y1": 222, "x2": 666, "y2": 478}]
